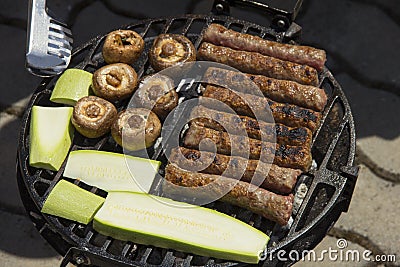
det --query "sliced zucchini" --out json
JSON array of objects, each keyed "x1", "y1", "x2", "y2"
[
  {"x1": 63, "y1": 150, "x2": 161, "y2": 193},
  {"x1": 50, "y1": 69, "x2": 93, "y2": 106},
  {"x1": 94, "y1": 192, "x2": 269, "y2": 264},
  {"x1": 29, "y1": 106, "x2": 74, "y2": 171},
  {"x1": 42, "y1": 180, "x2": 105, "y2": 224}
]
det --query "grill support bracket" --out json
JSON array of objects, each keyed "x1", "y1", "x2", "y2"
[{"x1": 212, "y1": 0, "x2": 303, "y2": 33}]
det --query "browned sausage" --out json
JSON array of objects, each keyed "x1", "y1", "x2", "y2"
[
  {"x1": 197, "y1": 42, "x2": 319, "y2": 86},
  {"x1": 203, "y1": 67, "x2": 327, "y2": 111},
  {"x1": 202, "y1": 86, "x2": 321, "y2": 132},
  {"x1": 190, "y1": 105, "x2": 313, "y2": 147},
  {"x1": 203, "y1": 24, "x2": 326, "y2": 71},
  {"x1": 164, "y1": 164, "x2": 294, "y2": 225},
  {"x1": 169, "y1": 147, "x2": 301, "y2": 194},
  {"x1": 183, "y1": 124, "x2": 312, "y2": 171}
]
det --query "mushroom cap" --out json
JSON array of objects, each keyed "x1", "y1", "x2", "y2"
[
  {"x1": 92, "y1": 63, "x2": 138, "y2": 102},
  {"x1": 149, "y1": 34, "x2": 196, "y2": 72},
  {"x1": 111, "y1": 108, "x2": 161, "y2": 151},
  {"x1": 71, "y1": 96, "x2": 117, "y2": 138},
  {"x1": 102, "y1": 29, "x2": 144, "y2": 64}
]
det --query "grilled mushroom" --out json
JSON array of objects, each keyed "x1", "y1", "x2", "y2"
[
  {"x1": 133, "y1": 74, "x2": 178, "y2": 119},
  {"x1": 149, "y1": 34, "x2": 196, "y2": 71},
  {"x1": 92, "y1": 63, "x2": 138, "y2": 102},
  {"x1": 102, "y1": 29, "x2": 144, "y2": 64},
  {"x1": 111, "y1": 108, "x2": 161, "y2": 151},
  {"x1": 72, "y1": 96, "x2": 117, "y2": 138}
]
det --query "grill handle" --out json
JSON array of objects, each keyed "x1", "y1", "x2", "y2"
[{"x1": 212, "y1": 0, "x2": 303, "y2": 32}]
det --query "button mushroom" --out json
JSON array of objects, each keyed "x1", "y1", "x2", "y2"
[
  {"x1": 92, "y1": 63, "x2": 138, "y2": 102},
  {"x1": 111, "y1": 108, "x2": 161, "y2": 151},
  {"x1": 71, "y1": 96, "x2": 117, "y2": 138},
  {"x1": 149, "y1": 34, "x2": 196, "y2": 71},
  {"x1": 102, "y1": 29, "x2": 144, "y2": 64},
  {"x1": 133, "y1": 74, "x2": 178, "y2": 120}
]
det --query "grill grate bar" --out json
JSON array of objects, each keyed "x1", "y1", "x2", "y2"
[
  {"x1": 122, "y1": 242, "x2": 133, "y2": 257},
  {"x1": 102, "y1": 238, "x2": 112, "y2": 251},
  {"x1": 162, "y1": 19, "x2": 174, "y2": 33},
  {"x1": 319, "y1": 119, "x2": 349, "y2": 169},
  {"x1": 181, "y1": 18, "x2": 195, "y2": 35},
  {"x1": 241, "y1": 24, "x2": 249, "y2": 33},
  {"x1": 85, "y1": 230, "x2": 94, "y2": 242},
  {"x1": 140, "y1": 247, "x2": 154, "y2": 264}
]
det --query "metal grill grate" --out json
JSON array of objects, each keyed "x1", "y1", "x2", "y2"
[{"x1": 17, "y1": 14, "x2": 358, "y2": 267}]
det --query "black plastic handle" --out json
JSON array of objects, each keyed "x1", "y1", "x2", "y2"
[{"x1": 212, "y1": 0, "x2": 303, "y2": 31}]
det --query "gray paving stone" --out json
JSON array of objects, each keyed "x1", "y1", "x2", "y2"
[
  {"x1": 335, "y1": 165, "x2": 400, "y2": 257},
  {"x1": 358, "y1": 137, "x2": 400, "y2": 176},
  {"x1": 335, "y1": 73, "x2": 400, "y2": 140},
  {"x1": 0, "y1": 25, "x2": 41, "y2": 108},
  {"x1": 297, "y1": 0, "x2": 400, "y2": 91},
  {"x1": 0, "y1": 0, "x2": 28, "y2": 20},
  {"x1": 0, "y1": 210, "x2": 61, "y2": 267},
  {"x1": 4, "y1": 95, "x2": 32, "y2": 117},
  {"x1": 71, "y1": 0, "x2": 213, "y2": 47},
  {"x1": 0, "y1": 112, "x2": 24, "y2": 213},
  {"x1": 294, "y1": 235, "x2": 368, "y2": 267},
  {"x1": 333, "y1": 73, "x2": 400, "y2": 176},
  {"x1": 71, "y1": 1, "x2": 140, "y2": 47}
]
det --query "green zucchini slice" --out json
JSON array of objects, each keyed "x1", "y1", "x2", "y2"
[
  {"x1": 63, "y1": 150, "x2": 161, "y2": 193},
  {"x1": 94, "y1": 192, "x2": 269, "y2": 264},
  {"x1": 50, "y1": 69, "x2": 93, "y2": 106},
  {"x1": 29, "y1": 106, "x2": 74, "y2": 171},
  {"x1": 42, "y1": 180, "x2": 105, "y2": 224}
]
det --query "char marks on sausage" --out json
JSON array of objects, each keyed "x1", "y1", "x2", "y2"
[
  {"x1": 197, "y1": 42, "x2": 319, "y2": 86},
  {"x1": 203, "y1": 67, "x2": 327, "y2": 111},
  {"x1": 202, "y1": 86, "x2": 321, "y2": 132},
  {"x1": 203, "y1": 23, "x2": 326, "y2": 71},
  {"x1": 183, "y1": 124, "x2": 312, "y2": 171},
  {"x1": 191, "y1": 105, "x2": 313, "y2": 146},
  {"x1": 164, "y1": 164, "x2": 294, "y2": 225},
  {"x1": 169, "y1": 147, "x2": 301, "y2": 194}
]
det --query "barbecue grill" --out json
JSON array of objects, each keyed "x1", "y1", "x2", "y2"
[{"x1": 17, "y1": 1, "x2": 359, "y2": 266}]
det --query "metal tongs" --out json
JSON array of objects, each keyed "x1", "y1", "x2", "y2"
[{"x1": 26, "y1": 0, "x2": 73, "y2": 77}]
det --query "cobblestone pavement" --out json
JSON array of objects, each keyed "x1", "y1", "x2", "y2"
[{"x1": 0, "y1": 0, "x2": 399, "y2": 266}]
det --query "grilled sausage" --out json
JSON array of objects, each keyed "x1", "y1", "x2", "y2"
[
  {"x1": 169, "y1": 147, "x2": 301, "y2": 194},
  {"x1": 183, "y1": 124, "x2": 312, "y2": 171},
  {"x1": 197, "y1": 42, "x2": 319, "y2": 86},
  {"x1": 190, "y1": 105, "x2": 312, "y2": 147},
  {"x1": 203, "y1": 67, "x2": 327, "y2": 111},
  {"x1": 202, "y1": 86, "x2": 321, "y2": 132},
  {"x1": 203, "y1": 24, "x2": 326, "y2": 71},
  {"x1": 164, "y1": 164, "x2": 294, "y2": 225}
]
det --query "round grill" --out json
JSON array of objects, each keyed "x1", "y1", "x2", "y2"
[{"x1": 17, "y1": 14, "x2": 358, "y2": 266}]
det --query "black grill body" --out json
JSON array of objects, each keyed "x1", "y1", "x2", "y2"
[{"x1": 17, "y1": 14, "x2": 358, "y2": 267}]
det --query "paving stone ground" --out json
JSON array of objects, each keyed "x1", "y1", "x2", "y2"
[
  {"x1": 335, "y1": 166, "x2": 400, "y2": 257},
  {"x1": 0, "y1": 210, "x2": 61, "y2": 267},
  {"x1": 295, "y1": 236, "x2": 368, "y2": 267},
  {"x1": 0, "y1": 113, "x2": 25, "y2": 214},
  {"x1": 0, "y1": 0, "x2": 399, "y2": 266}
]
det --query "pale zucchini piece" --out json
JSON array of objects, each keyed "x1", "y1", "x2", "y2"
[
  {"x1": 94, "y1": 192, "x2": 269, "y2": 264},
  {"x1": 50, "y1": 69, "x2": 93, "y2": 106},
  {"x1": 64, "y1": 150, "x2": 161, "y2": 193},
  {"x1": 42, "y1": 180, "x2": 105, "y2": 224},
  {"x1": 29, "y1": 106, "x2": 74, "y2": 171}
]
